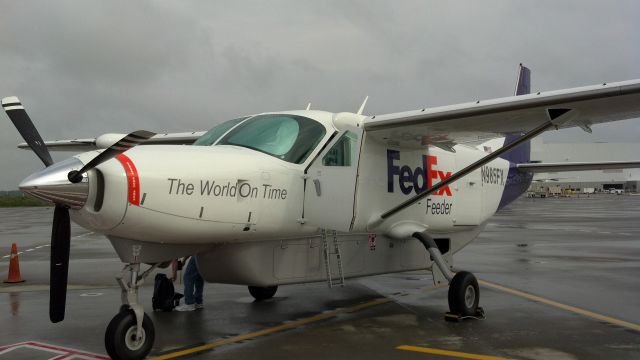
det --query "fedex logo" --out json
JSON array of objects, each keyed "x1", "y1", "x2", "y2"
[{"x1": 387, "y1": 149, "x2": 452, "y2": 196}]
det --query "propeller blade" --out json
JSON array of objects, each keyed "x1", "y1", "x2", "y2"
[
  {"x1": 2, "y1": 96, "x2": 54, "y2": 167},
  {"x1": 50, "y1": 205, "x2": 70, "y2": 323},
  {"x1": 68, "y1": 130, "x2": 155, "y2": 183}
]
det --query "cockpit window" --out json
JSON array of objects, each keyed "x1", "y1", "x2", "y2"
[
  {"x1": 322, "y1": 131, "x2": 357, "y2": 166},
  {"x1": 217, "y1": 114, "x2": 326, "y2": 164},
  {"x1": 193, "y1": 117, "x2": 248, "y2": 146}
]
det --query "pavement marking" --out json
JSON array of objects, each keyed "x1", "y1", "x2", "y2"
[
  {"x1": 479, "y1": 279, "x2": 640, "y2": 332},
  {"x1": 397, "y1": 345, "x2": 508, "y2": 360},
  {"x1": 0, "y1": 341, "x2": 108, "y2": 359},
  {"x1": 1, "y1": 232, "x2": 93, "y2": 262},
  {"x1": 151, "y1": 297, "x2": 392, "y2": 360},
  {"x1": 73, "y1": 231, "x2": 95, "y2": 239}
]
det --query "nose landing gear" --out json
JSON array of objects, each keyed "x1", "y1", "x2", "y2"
[
  {"x1": 105, "y1": 309, "x2": 155, "y2": 359},
  {"x1": 105, "y1": 250, "x2": 158, "y2": 360}
]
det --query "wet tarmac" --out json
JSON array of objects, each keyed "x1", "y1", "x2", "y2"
[{"x1": 1, "y1": 195, "x2": 639, "y2": 359}]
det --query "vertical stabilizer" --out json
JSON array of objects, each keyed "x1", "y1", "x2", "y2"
[
  {"x1": 498, "y1": 64, "x2": 534, "y2": 209},
  {"x1": 514, "y1": 63, "x2": 531, "y2": 96},
  {"x1": 500, "y1": 64, "x2": 532, "y2": 164}
]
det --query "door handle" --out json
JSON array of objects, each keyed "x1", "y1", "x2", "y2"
[{"x1": 313, "y1": 179, "x2": 321, "y2": 196}]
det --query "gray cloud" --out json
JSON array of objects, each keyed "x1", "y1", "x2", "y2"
[{"x1": 1, "y1": 0, "x2": 639, "y2": 188}]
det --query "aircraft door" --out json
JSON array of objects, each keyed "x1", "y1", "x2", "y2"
[{"x1": 303, "y1": 126, "x2": 363, "y2": 232}]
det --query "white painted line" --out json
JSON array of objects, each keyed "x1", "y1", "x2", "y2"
[
  {"x1": 2, "y1": 255, "x2": 10, "y2": 258},
  {"x1": 73, "y1": 231, "x2": 95, "y2": 239},
  {"x1": 25, "y1": 248, "x2": 34, "y2": 252},
  {"x1": 599, "y1": 231, "x2": 612, "y2": 234},
  {"x1": 16, "y1": 252, "x2": 23, "y2": 255},
  {"x1": 619, "y1": 232, "x2": 632, "y2": 236},
  {"x1": 35, "y1": 245, "x2": 45, "y2": 249}
]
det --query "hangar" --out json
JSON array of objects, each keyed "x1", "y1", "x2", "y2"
[{"x1": 529, "y1": 139, "x2": 640, "y2": 193}]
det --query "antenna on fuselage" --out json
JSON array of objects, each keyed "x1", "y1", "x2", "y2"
[
  {"x1": 306, "y1": 103, "x2": 311, "y2": 110},
  {"x1": 357, "y1": 96, "x2": 369, "y2": 115}
]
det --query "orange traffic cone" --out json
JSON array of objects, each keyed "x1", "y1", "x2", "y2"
[{"x1": 4, "y1": 243, "x2": 25, "y2": 283}]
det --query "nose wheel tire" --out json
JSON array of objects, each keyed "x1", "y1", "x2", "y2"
[
  {"x1": 248, "y1": 285, "x2": 278, "y2": 301},
  {"x1": 448, "y1": 271, "x2": 479, "y2": 316},
  {"x1": 105, "y1": 309, "x2": 155, "y2": 360}
]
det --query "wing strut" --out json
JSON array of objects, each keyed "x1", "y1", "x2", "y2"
[{"x1": 368, "y1": 108, "x2": 573, "y2": 228}]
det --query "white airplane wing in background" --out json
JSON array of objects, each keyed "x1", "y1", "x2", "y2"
[
  {"x1": 364, "y1": 79, "x2": 640, "y2": 149},
  {"x1": 17, "y1": 131, "x2": 204, "y2": 151}
]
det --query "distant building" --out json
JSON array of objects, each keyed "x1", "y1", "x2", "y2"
[{"x1": 529, "y1": 140, "x2": 640, "y2": 193}]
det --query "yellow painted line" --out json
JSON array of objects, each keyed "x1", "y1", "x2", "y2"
[
  {"x1": 479, "y1": 279, "x2": 640, "y2": 332},
  {"x1": 152, "y1": 297, "x2": 392, "y2": 360},
  {"x1": 397, "y1": 345, "x2": 509, "y2": 360}
]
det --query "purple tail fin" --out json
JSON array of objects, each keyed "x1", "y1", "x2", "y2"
[
  {"x1": 500, "y1": 64, "x2": 531, "y2": 164},
  {"x1": 498, "y1": 64, "x2": 533, "y2": 209},
  {"x1": 514, "y1": 63, "x2": 531, "y2": 96}
]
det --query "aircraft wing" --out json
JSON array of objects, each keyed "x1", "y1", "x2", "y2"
[
  {"x1": 364, "y1": 79, "x2": 640, "y2": 149},
  {"x1": 517, "y1": 161, "x2": 640, "y2": 172},
  {"x1": 17, "y1": 131, "x2": 205, "y2": 151}
]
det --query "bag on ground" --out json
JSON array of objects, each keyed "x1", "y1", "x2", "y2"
[{"x1": 152, "y1": 273, "x2": 183, "y2": 311}]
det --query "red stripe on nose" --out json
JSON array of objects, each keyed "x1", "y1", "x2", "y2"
[{"x1": 115, "y1": 154, "x2": 140, "y2": 206}]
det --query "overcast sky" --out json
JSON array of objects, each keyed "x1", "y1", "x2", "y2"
[{"x1": 1, "y1": 1, "x2": 639, "y2": 189}]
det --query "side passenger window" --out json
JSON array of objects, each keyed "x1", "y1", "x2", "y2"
[{"x1": 322, "y1": 131, "x2": 357, "y2": 166}]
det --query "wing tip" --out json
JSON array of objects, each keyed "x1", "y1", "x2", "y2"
[{"x1": 2, "y1": 96, "x2": 20, "y2": 106}]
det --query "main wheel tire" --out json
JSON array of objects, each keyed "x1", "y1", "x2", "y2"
[
  {"x1": 248, "y1": 285, "x2": 278, "y2": 301},
  {"x1": 105, "y1": 310, "x2": 155, "y2": 360},
  {"x1": 448, "y1": 271, "x2": 479, "y2": 316}
]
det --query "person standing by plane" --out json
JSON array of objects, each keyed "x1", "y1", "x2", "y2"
[{"x1": 171, "y1": 256, "x2": 204, "y2": 311}]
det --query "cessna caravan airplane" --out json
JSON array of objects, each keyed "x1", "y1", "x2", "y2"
[{"x1": 4, "y1": 65, "x2": 640, "y2": 359}]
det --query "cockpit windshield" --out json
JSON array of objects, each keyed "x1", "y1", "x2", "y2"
[
  {"x1": 216, "y1": 114, "x2": 327, "y2": 164},
  {"x1": 193, "y1": 117, "x2": 248, "y2": 146}
]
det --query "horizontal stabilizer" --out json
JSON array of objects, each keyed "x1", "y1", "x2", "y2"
[{"x1": 517, "y1": 161, "x2": 640, "y2": 172}]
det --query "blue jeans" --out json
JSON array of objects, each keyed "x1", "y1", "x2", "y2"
[{"x1": 183, "y1": 257, "x2": 204, "y2": 305}]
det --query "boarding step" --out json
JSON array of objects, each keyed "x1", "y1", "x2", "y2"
[{"x1": 322, "y1": 229, "x2": 345, "y2": 288}]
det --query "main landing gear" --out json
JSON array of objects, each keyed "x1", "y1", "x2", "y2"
[
  {"x1": 413, "y1": 232, "x2": 483, "y2": 320},
  {"x1": 248, "y1": 285, "x2": 278, "y2": 301},
  {"x1": 106, "y1": 247, "x2": 158, "y2": 360}
]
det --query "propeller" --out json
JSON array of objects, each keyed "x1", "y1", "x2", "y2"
[
  {"x1": 50, "y1": 205, "x2": 71, "y2": 322},
  {"x1": 68, "y1": 130, "x2": 155, "y2": 183},
  {"x1": 2, "y1": 97, "x2": 53, "y2": 167},
  {"x1": 3, "y1": 96, "x2": 153, "y2": 322}
]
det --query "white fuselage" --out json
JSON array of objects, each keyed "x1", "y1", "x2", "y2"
[{"x1": 68, "y1": 110, "x2": 516, "y2": 285}]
